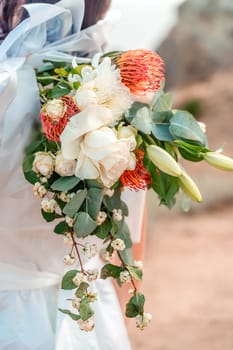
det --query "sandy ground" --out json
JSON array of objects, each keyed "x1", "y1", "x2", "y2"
[
  {"x1": 127, "y1": 71, "x2": 233, "y2": 349},
  {"x1": 128, "y1": 205, "x2": 233, "y2": 350}
]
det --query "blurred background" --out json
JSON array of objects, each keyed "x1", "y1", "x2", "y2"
[{"x1": 108, "y1": 0, "x2": 233, "y2": 349}]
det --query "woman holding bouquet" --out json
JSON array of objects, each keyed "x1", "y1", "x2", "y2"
[{"x1": 0, "y1": 0, "x2": 147, "y2": 348}]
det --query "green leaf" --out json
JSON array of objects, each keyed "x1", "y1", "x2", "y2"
[
  {"x1": 25, "y1": 138, "x2": 45, "y2": 154},
  {"x1": 169, "y1": 110, "x2": 207, "y2": 146},
  {"x1": 93, "y1": 219, "x2": 111, "y2": 239},
  {"x1": 63, "y1": 189, "x2": 87, "y2": 217},
  {"x1": 125, "y1": 292, "x2": 145, "y2": 318},
  {"x1": 23, "y1": 154, "x2": 35, "y2": 173},
  {"x1": 75, "y1": 282, "x2": 89, "y2": 298},
  {"x1": 41, "y1": 209, "x2": 60, "y2": 222},
  {"x1": 125, "y1": 102, "x2": 149, "y2": 122},
  {"x1": 117, "y1": 222, "x2": 132, "y2": 249},
  {"x1": 47, "y1": 86, "x2": 70, "y2": 98},
  {"x1": 51, "y1": 176, "x2": 80, "y2": 192},
  {"x1": 131, "y1": 106, "x2": 152, "y2": 134},
  {"x1": 86, "y1": 180, "x2": 104, "y2": 189},
  {"x1": 127, "y1": 266, "x2": 143, "y2": 281},
  {"x1": 24, "y1": 171, "x2": 39, "y2": 185},
  {"x1": 54, "y1": 221, "x2": 69, "y2": 234},
  {"x1": 87, "y1": 188, "x2": 104, "y2": 219},
  {"x1": 79, "y1": 300, "x2": 94, "y2": 321},
  {"x1": 119, "y1": 248, "x2": 133, "y2": 265},
  {"x1": 174, "y1": 140, "x2": 207, "y2": 162},
  {"x1": 151, "y1": 124, "x2": 174, "y2": 142},
  {"x1": 58, "y1": 308, "x2": 80, "y2": 321},
  {"x1": 150, "y1": 110, "x2": 173, "y2": 123},
  {"x1": 101, "y1": 264, "x2": 124, "y2": 279},
  {"x1": 153, "y1": 92, "x2": 173, "y2": 112},
  {"x1": 121, "y1": 201, "x2": 129, "y2": 216},
  {"x1": 147, "y1": 159, "x2": 179, "y2": 208},
  {"x1": 103, "y1": 188, "x2": 121, "y2": 211},
  {"x1": 61, "y1": 270, "x2": 78, "y2": 290},
  {"x1": 125, "y1": 302, "x2": 139, "y2": 318},
  {"x1": 73, "y1": 212, "x2": 97, "y2": 237}
]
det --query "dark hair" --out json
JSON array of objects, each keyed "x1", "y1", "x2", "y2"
[
  {"x1": 0, "y1": 0, "x2": 111, "y2": 39},
  {"x1": 81, "y1": 0, "x2": 111, "y2": 29}
]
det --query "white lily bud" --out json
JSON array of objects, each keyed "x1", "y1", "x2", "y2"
[
  {"x1": 179, "y1": 171, "x2": 202, "y2": 203},
  {"x1": 147, "y1": 145, "x2": 182, "y2": 177},
  {"x1": 203, "y1": 152, "x2": 233, "y2": 171}
]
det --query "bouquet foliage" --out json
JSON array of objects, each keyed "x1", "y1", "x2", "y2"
[{"x1": 23, "y1": 49, "x2": 233, "y2": 331}]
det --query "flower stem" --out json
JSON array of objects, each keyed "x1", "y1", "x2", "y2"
[{"x1": 70, "y1": 232, "x2": 85, "y2": 273}]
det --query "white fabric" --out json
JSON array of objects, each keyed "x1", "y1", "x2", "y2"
[{"x1": 0, "y1": 2, "x2": 145, "y2": 349}]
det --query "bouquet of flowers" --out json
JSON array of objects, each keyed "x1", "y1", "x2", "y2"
[{"x1": 23, "y1": 49, "x2": 233, "y2": 331}]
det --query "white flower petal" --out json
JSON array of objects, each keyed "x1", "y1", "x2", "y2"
[{"x1": 75, "y1": 152, "x2": 99, "y2": 180}]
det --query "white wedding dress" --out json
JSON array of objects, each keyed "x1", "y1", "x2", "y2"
[{"x1": 0, "y1": 1, "x2": 146, "y2": 349}]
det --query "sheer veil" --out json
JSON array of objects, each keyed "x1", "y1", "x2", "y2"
[{"x1": 0, "y1": 0, "x2": 113, "y2": 195}]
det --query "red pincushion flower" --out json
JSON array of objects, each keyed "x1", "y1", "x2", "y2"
[
  {"x1": 120, "y1": 149, "x2": 152, "y2": 191},
  {"x1": 41, "y1": 95, "x2": 80, "y2": 142},
  {"x1": 115, "y1": 49, "x2": 165, "y2": 95}
]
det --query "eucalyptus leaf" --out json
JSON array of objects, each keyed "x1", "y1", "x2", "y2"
[
  {"x1": 119, "y1": 248, "x2": 133, "y2": 265},
  {"x1": 87, "y1": 187, "x2": 104, "y2": 219},
  {"x1": 153, "y1": 92, "x2": 173, "y2": 112},
  {"x1": 125, "y1": 102, "x2": 149, "y2": 122},
  {"x1": 117, "y1": 222, "x2": 132, "y2": 248},
  {"x1": 170, "y1": 110, "x2": 207, "y2": 146},
  {"x1": 63, "y1": 189, "x2": 87, "y2": 217},
  {"x1": 51, "y1": 176, "x2": 80, "y2": 192},
  {"x1": 151, "y1": 124, "x2": 174, "y2": 141},
  {"x1": 127, "y1": 266, "x2": 143, "y2": 281},
  {"x1": 150, "y1": 110, "x2": 173, "y2": 123},
  {"x1": 73, "y1": 212, "x2": 97, "y2": 237},
  {"x1": 103, "y1": 188, "x2": 121, "y2": 211},
  {"x1": 131, "y1": 107, "x2": 152, "y2": 134},
  {"x1": 61, "y1": 270, "x2": 78, "y2": 290}
]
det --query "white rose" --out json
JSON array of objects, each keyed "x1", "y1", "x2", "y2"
[
  {"x1": 60, "y1": 105, "x2": 134, "y2": 188},
  {"x1": 33, "y1": 152, "x2": 54, "y2": 178},
  {"x1": 44, "y1": 99, "x2": 66, "y2": 120},
  {"x1": 55, "y1": 151, "x2": 76, "y2": 176}
]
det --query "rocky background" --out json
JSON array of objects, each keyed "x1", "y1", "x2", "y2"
[{"x1": 128, "y1": 1, "x2": 233, "y2": 349}]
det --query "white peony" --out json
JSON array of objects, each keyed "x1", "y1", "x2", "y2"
[
  {"x1": 55, "y1": 151, "x2": 76, "y2": 176},
  {"x1": 60, "y1": 105, "x2": 135, "y2": 188},
  {"x1": 75, "y1": 57, "x2": 132, "y2": 120}
]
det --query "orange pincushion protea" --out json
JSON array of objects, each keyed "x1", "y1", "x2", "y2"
[
  {"x1": 41, "y1": 95, "x2": 80, "y2": 142},
  {"x1": 120, "y1": 149, "x2": 152, "y2": 191},
  {"x1": 115, "y1": 49, "x2": 165, "y2": 95}
]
